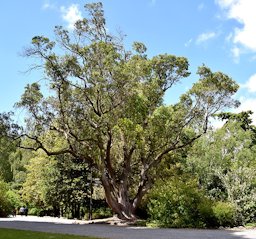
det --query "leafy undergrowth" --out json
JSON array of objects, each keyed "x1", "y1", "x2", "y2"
[
  {"x1": 245, "y1": 222, "x2": 256, "y2": 229},
  {"x1": 0, "y1": 229, "x2": 101, "y2": 239}
]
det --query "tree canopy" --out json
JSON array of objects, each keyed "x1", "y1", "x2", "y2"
[{"x1": 16, "y1": 2, "x2": 239, "y2": 220}]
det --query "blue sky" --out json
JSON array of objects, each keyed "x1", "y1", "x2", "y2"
[{"x1": 1, "y1": 0, "x2": 256, "y2": 124}]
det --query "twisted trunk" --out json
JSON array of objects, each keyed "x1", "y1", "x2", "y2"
[
  {"x1": 100, "y1": 157, "x2": 150, "y2": 221},
  {"x1": 101, "y1": 172, "x2": 147, "y2": 220}
]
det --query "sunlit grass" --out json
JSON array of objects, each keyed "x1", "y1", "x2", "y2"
[
  {"x1": 0, "y1": 228, "x2": 102, "y2": 239},
  {"x1": 245, "y1": 222, "x2": 256, "y2": 228}
]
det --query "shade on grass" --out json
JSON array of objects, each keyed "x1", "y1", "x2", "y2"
[{"x1": 0, "y1": 228, "x2": 102, "y2": 239}]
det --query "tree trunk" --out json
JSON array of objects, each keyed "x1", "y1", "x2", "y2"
[
  {"x1": 101, "y1": 173, "x2": 146, "y2": 221},
  {"x1": 100, "y1": 135, "x2": 149, "y2": 221}
]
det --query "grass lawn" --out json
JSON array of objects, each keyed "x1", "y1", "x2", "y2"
[{"x1": 0, "y1": 228, "x2": 102, "y2": 239}]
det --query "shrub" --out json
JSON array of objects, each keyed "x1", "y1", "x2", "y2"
[
  {"x1": 0, "y1": 181, "x2": 12, "y2": 217},
  {"x1": 213, "y1": 201, "x2": 237, "y2": 227},
  {"x1": 84, "y1": 207, "x2": 113, "y2": 220},
  {"x1": 6, "y1": 190, "x2": 22, "y2": 209},
  {"x1": 147, "y1": 176, "x2": 215, "y2": 228},
  {"x1": 198, "y1": 198, "x2": 217, "y2": 227},
  {"x1": 28, "y1": 207, "x2": 43, "y2": 216},
  {"x1": 238, "y1": 192, "x2": 256, "y2": 224},
  {"x1": 93, "y1": 207, "x2": 113, "y2": 219}
]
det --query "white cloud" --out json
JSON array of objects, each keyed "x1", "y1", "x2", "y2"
[
  {"x1": 212, "y1": 93, "x2": 256, "y2": 127},
  {"x1": 216, "y1": 0, "x2": 256, "y2": 53},
  {"x1": 61, "y1": 4, "x2": 82, "y2": 30},
  {"x1": 42, "y1": 2, "x2": 54, "y2": 10},
  {"x1": 235, "y1": 73, "x2": 256, "y2": 125},
  {"x1": 185, "y1": 38, "x2": 193, "y2": 47},
  {"x1": 231, "y1": 46, "x2": 241, "y2": 63},
  {"x1": 250, "y1": 55, "x2": 256, "y2": 61},
  {"x1": 225, "y1": 32, "x2": 233, "y2": 42},
  {"x1": 198, "y1": 3, "x2": 205, "y2": 11},
  {"x1": 196, "y1": 32, "x2": 216, "y2": 44},
  {"x1": 42, "y1": 3, "x2": 50, "y2": 9},
  {"x1": 216, "y1": 0, "x2": 238, "y2": 8},
  {"x1": 150, "y1": 0, "x2": 157, "y2": 6},
  {"x1": 238, "y1": 98, "x2": 256, "y2": 111},
  {"x1": 211, "y1": 118, "x2": 225, "y2": 129},
  {"x1": 241, "y1": 74, "x2": 256, "y2": 93}
]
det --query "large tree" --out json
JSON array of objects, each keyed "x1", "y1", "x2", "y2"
[
  {"x1": 17, "y1": 2, "x2": 239, "y2": 220},
  {"x1": 0, "y1": 112, "x2": 20, "y2": 182}
]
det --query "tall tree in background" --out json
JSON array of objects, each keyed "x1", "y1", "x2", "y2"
[
  {"x1": 0, "y1": 112, "x2": 21, "y2": 216},
  {"x1": 17, "y1": 2, "x2": 239, "y2": 220},
  {"x1": 0, "y1": 112, "x2": 20, "y2": 182},
  {"x1": 188, "y1": 113, "x2": 256, "y2": 223},
  {"x1": 22, "y1": 151, "x2": 89, "y2": 218},
  {"x1": 217, "y1": 111, "x2": 256, "y2": 145}
]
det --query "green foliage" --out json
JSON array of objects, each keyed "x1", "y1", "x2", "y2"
[
  {"x1": 16, "y1": 2, "x2": 240, "y2": 219},
  {"x1": 212, "y1": 202, "x2": 237, "y2": 227},
  {"x1": 217, "y1": 110, "x2": 256, "y2": 144},
  {"x1": 84, "y1": 207, "x2": 113, "y2": 220},
  {"x1": 22, "y1": 149, "x2": 90, "y2": 219},
  {"x1": 0, "y1": 113, "x2": 19, "y2": 183},
  {"x1": 28, "y1": 207, "x2": 43, "y2": 216},
  {"x1": 22, "y1": 152, "x2": 54, "y2": 207},
  {"x1": 8, "y1": 149, "x2": 30, "y2": 190},
  {"x1": 0, "y1": 141, "x2": 13, "y2": 182},
  {"x1": 16, "y1": 83, "x2": 43, "y2": 109},
  {"x1": 187, "y1": 120, "x2": 256, "y2": 224},
  {"x1": 6, "y1": 190, "x2": 22, "y2": 209},
  {"x1": 245, "y1": 222, "x2": 256, "y2": 228},
  {"x1": 0, "y1": 180, "x2": 12, "y2": 217},
  {"x1": 0, "y1": 112, "x2": 20, "y2": 139},
  {"x1": 147, "y1": 176, "x2": 216, "y2": 228},
  {"x1": 132, "y1": 42, "x2": 147, "y2": 54},
  {"x1": 46, "y1": 154, "x2": 90, "y2": 219}
]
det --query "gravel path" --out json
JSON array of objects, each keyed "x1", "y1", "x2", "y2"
[{"x1": 0, "y1": 216, "x2": 255, "y2": 239}]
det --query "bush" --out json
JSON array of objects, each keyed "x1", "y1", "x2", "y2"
[
  {"x1": 198, "y1": 198, "x2": 217, "y2": 227},
  {"x1": 147, "y1": 176, "x2": 216, "y2": 228},
  {"x1": 93, "y1": 207, "x2": 113, "y2": 219},
  {"x1": 84, "y1": 207, "x2": 113, "y2": 220},
  {"x1": 0, "y1": 181, "x2": 12, "y2": 217},
  {"x1": 213, "y1": 201, "x2": 237, "y2": 227},
  {"x1": 238, "y1": 193, "x2": 256, "y2": 224},
  {"x1": 6, "y1": 190, "x2": 22, "y2": 209},
  {"x1": 28, "y1": 207, "x2": 43, "y2": 216}
]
